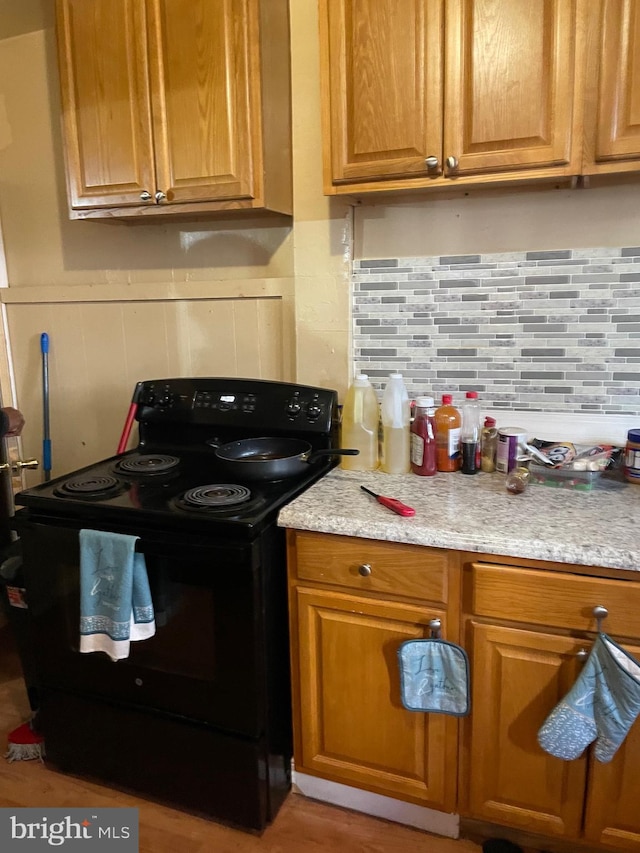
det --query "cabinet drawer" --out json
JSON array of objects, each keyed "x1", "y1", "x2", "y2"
[
  {"x1": 292, "y1": 532, "x2": 448, "y2": 604},
  {"x1": 472, "y1": 563, "x2": 640, "y2": 638}
]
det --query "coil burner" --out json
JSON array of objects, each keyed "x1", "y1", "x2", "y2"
[
  {"x1": 114, "y1": 454, "x2": 181, "y2": 477},
  {"x1": 55, "y1": 474, "x2": 124, "y2": 500},
  {"x1": 180, "y1": 484, "x2": 252, "y2": 511}
]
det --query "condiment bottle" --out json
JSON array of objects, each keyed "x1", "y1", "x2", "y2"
[
  {"x1": 434, "y1": 394, "x2": 461, "y2": 472},
  {"x1": 480, "y1": 416, "x2": 498, "y2": 473},
  {"x1": 410, "y1": 396, "x2": 437, "y2": 476},
  {"x1": 624, "y1": 429, "x2": 640, "y2": 484},
  {"x1": 460, "y1": 391, "x2": 481, "y2": 475},
  {"x1": 380, "y1": 373, "x2": 411, "y2": 474},
  {"x1": 340, "y1": 374, "x2": 379, "y2": 471}
]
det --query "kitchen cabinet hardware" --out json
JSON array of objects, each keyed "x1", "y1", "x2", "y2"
[
  {"x1": 576, "y1": 648, "x2": 590, "y2": 659},
  {"x1": 357, "y1": 563, "x2": 372, "y2": 577},
  {"x1": 425, "y1": 155, "x2": 440, "y2": 169},
  {"x1": 593, "y1": 604, "x2": 609, "y2": 631},
  {"x1": 139, "y1": 191, "x2": 153, "y2": 202},
  {"x1": 154, "y1": 191, "x2": 167, "y2": 203},
  {"x1": 445, "y1": 155, "x2": 458, "y2": 172},
  {"x1": 428, "y1": 617, "x2": 442, "y2": 638},
  {"x1": 0, "y1": 458, "x2": 39, "y2": 474}
]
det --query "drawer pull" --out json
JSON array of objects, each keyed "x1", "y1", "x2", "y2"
[
  {"x1": 576, "y1": 648, "x2": 590, "y2": 660},
  {"x1": 593, "y1": 605, "x2": 609, "y2": 632},
  {"x1": 358, "y1": 563, "x2": 372, "y2": 577},
  {"x1": 429, "y1": 618, "x2": 442, "y2": 639}
]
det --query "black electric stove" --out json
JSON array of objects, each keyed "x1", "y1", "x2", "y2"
[
  {"x1": 15, "y1": 377, "x2": 339, "y2": 538},
  {"x1": 10, "y1": 377, "x2": 340, "y2": 831}
]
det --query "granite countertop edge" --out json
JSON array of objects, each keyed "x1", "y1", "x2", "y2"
[{"x1": 277, "y1": 469, "x2": 640, "y2": 573}]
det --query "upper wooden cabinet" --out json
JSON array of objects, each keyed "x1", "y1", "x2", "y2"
[
  {"x1": 319, "y1": 0, "x2": 585, "y2": 194},
  {"x1": 56, "y1": 0, "x2": 292, "y2": 219},
  {"x1": 582, "y1": 0, "x2": 640, "y2": 175}
]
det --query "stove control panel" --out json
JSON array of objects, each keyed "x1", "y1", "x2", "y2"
[{"x1": 135, "y1": 377, "x2": 339, "y2": 434}]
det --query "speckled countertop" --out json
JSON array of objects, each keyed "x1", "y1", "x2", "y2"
[{"x1": 278, "y1": 468, "x2": 640, "y2": 572}]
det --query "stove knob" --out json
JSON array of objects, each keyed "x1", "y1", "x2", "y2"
[
  {"x1": 157, "y1": 392, "x2": 173, "y2": 409},
  {"x1": 286, "y1": 398, "x2": 301, "y2": 417},
  {"x1": 307, "y1": 403, "x2": 322, "y2": 420}
]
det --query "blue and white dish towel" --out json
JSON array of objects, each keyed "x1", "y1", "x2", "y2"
[
  {"x1": 538, "y1": 633, "x2": 640, "y2": 763},
  {"x1": 79, "y1": 529, "x2": 155, "y2": 662}
]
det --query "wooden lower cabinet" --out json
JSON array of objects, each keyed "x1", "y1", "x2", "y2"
[
  {"x1": 287, "y1": 531, "x2": 459, "y2": 811},
  {"x1": 288, "y1": 533, "x2": 640, "y2": 849},
  {"x1": 583, "y1": 642, "x2": 640, "y2": 850},
  {"x1": 465, "y1": 622, "x2": 587, "y2": 839},
  {"x1": 463, "y1": 561, "x2": 640, "y2": 851},
  {"x1": 293, "y1": 586, "x2": 457, "y2": 809}
]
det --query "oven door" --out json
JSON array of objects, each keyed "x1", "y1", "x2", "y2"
[{"x1": 18, "y1": 517, "x2": 284, "y2": 739}]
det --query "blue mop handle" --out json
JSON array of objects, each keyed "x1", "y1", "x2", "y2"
[{"x1": 41, "y1": 333, "x2": 51, "y2": 479}]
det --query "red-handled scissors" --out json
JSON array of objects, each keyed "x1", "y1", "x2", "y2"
[{"x1": 360, "y1": 485, "x2": 415, "y2": 517}]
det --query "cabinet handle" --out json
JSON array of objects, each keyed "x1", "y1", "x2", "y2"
[
  {"x1": 593, "y1": 605, "x2": 608, "y2": 632},
  {"x1": 155, "y1": 190, "x2": 167, "y2": 203},
  {"x1": 576, "y1": 648, "x2": 590, "y2": 659},
  {"x1": 0, "y1": 458, "x2": 39, "y2": 473},
  {"x1": 428, "y1": 618, "x2": 442, "y2": 639},
  {"x1": 358, "y1": 563, "x2": 372, "y2": 577},
  {"x1": 445, "y1": 155, "x2": 459, "y2": 172},
  {"x1": 425, "y1": 155, "x2": 440, "y2": 170},
  {"x1": 140, "y1": 191, "x2": 153, "y2": 202}
]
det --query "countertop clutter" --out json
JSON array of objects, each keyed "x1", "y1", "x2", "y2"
[{"x1": 278, "y1": 467, "x2": 639, "y2": 571}]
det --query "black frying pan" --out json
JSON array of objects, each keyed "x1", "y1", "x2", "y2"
[{"x1": 213, "y1": 436, "x2": 358, "y2": 481}]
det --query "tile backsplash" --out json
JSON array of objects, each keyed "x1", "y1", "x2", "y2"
[{"x1": 353, "y1": 247, "x2": 640, "y2": 415}]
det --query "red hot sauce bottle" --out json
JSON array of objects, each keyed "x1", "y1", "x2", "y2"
[{"x1": 410, "y1": 396, "x2": 437, "y2": 476}]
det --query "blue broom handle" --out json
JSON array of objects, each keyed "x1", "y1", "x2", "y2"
[{"x1": 41, "y1": 333, "x2": 51, "y2": 479}]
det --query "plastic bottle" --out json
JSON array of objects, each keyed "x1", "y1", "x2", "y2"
[
  {"x1": 340, "y1": 374, "x2": 379, "y2": 471},
  {"x1": 410, "y1": 396, "x2": 437, "y2": 476},
  {"x1": 480, "y1": 416, "x2": 498, "y2": 473},
  {"x1": 434, "y1": 394, "x2": 461, "y2": 472},
  {"x1": 460, "y1": 391, "x2": 481, "y2": 475},
  {"x1": 380, "y1": 373, "x2": 410, "y2": 474}
]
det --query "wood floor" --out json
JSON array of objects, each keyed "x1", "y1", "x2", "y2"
[{"x1": 0, "y1": 625, "x2": 483, "y2": 853}]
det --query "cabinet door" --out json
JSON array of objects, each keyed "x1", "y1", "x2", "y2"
[
  {"x1": 319, "y1": 0, "x2": 444, "y2": 186},
  {"x1": 444, "y1": 0, "x2": 580, "y2": 176},
  {"x1": 146, "y1": 0, "x2": 259, "y2": 204},
  {"x1": 583, "y1": 0, "x2": 640, "y2": 174},
  {"x1": 465, "y1": 623, "x2": 586, "y2": 839},
  {"x1": 293, "y1": 586, "x2": 457, "y2": 809},
  {"x1": 56, "y1": 0, "x2": 156, "y2": 209},
  {"x1": 583, "y1": 640, "x2": 640, "y2": 849}
]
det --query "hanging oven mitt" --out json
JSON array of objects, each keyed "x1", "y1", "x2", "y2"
[
  {"x1": 398, "y1": 639, "x2": 470, "y2": 716},
  {"x1": 538, "y1": 633, "x2": 640, "y2": 763}
]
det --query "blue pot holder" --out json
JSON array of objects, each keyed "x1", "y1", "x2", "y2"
[
  {"x1": 538, "y1": 632, "x2": 640, "y2": 763},
  {"x1": 398, "y1": 639, "x2": 470, "y2": 716}
]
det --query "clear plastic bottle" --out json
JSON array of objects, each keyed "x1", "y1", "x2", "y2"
[
  {"x1": 434, "y1": 394, "x2": 461, "y2": 472},
  {"x1": 380, "y1": 373, "x2": 410, "y2": 474},
  {"x1": 340, "y1": 374, "x2": 379, "y2": 471},
  {"x1": 410, "y1": 396, "x2": 437, "y2": 476},
  {"x1": 460, "y1": 391, "x2": 481, "y2": 475},
  {"x1": 480, "y1": 416, "x2": 498, "y2": 473}
]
